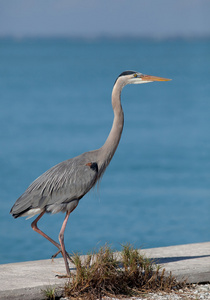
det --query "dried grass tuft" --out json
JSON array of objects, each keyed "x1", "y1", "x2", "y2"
[{"x1": 65, "y1": 243, "x2": 185, "y2": 299}]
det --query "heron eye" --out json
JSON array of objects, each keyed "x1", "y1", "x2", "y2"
[{"x1": 133, "y1": 73, "x2": 137, "y2": 78}]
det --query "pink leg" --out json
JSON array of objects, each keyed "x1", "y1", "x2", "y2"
[
  {"x1": 58, "y1": 211, "x2": 71, "y2": 276},
  {"x1": 31, "y1": 210, "x2": 71, "y2": 276},
  {"x1": 31, "y1": 211, "x2": 61, "y2": 249}
]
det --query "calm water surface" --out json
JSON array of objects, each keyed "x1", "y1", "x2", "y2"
[{"x1": 0, "y1": 38, "x2": 210, "y2": 264}]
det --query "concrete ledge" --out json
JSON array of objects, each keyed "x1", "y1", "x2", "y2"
[
  {"x1": 142, "y1": 242, "x2": 210, "y2": 284},
  {"x1": 0, "y1": 242, "x2": 209, "y2": 299}
]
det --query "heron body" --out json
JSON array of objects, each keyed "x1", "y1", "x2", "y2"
[{"x1": 10, "y1": 71, "x2": 170, "y2": 276}]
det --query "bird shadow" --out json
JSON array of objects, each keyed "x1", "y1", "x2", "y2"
[
  {"x1": 67, "y1": 254, "x2": 210, "y2": 272},
  {"x1": 149, "y1": 254, "x2": 210, "y2": 264}
]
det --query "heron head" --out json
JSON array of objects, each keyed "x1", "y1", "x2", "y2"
[{"x1": 117, "y1": 70, "x2": 171, "y2": 86}]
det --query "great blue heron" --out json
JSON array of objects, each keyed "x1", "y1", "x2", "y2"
[{"x1": 10, "y1": 71, "x2": 170, "y2": 276}]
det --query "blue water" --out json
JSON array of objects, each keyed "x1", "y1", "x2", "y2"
[{"x1": 0, "y1": 38, "x2": 210, "y2": 264}]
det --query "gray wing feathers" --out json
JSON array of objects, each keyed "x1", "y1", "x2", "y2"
[{"x1": 11, "y1": 153, "x2": 98, "y2": 217}]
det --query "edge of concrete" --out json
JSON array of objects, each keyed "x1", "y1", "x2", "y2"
[{"x1": 0, "y1": 242, "x2": 209, "y2": 299}]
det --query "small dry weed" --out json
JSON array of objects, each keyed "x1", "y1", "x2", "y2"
[{"x1": 64, "y1": 244, "x2": 186, "y2": 299}]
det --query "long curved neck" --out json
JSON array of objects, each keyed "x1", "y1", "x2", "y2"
[{"x1": 98, "y1": 81, "x2": 124, "y2": 172}]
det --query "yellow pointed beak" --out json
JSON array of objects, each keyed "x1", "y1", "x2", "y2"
[{"x1": 141, "y1": 74, "x2": 171, "y2": 82}]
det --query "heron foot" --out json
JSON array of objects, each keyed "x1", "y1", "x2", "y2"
[
  {"x1": 55, "y1": 273, "x2": 71, "y2": 278},
  {"x1": 51, "y1": 250, "x2": 71, "y2": 261}
]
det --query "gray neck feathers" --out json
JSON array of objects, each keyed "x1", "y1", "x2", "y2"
[{"x1": 98, "y1": 80, "x2": 124, "y2": 176}]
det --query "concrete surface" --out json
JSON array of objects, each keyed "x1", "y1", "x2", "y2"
[
  {"x1": 0, "y1": 242, "x2": 209, "y2": 299},
  {"x1": 142, "y1": 242, "x2": 210, "y2": 284}
]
